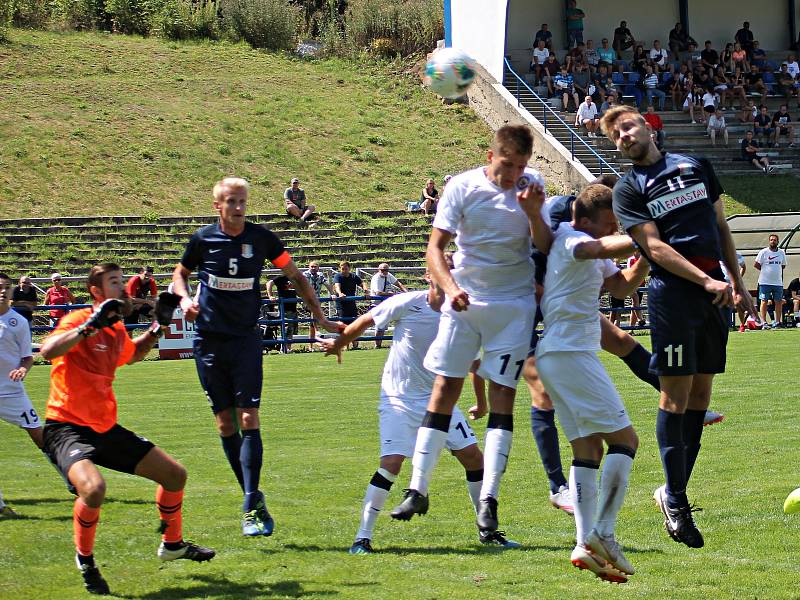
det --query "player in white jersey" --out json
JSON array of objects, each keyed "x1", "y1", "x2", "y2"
[
  {"x1": 535, "y1": 186, "x2": 649, "y2": 583},
  {"x1": 319, "y1": 272, "x2": 520, "y2": 552},
  {"x1": 390, "y1": 126, "x2": 552, "y2": 540},
  {"x1": 0, "y1": 272, "x2": 42, "y2": 516}
]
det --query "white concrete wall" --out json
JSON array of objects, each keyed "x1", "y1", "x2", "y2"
[{"x1": 450, "y1": 0, "x2": 509, "y2": 82}]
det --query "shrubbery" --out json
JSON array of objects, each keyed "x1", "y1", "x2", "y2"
[
  {"x1": 223, "y1": 0, "x2": 298, "y2": 50},
  {"x1": 155, "y1": 0, "x2": 220, "y2": 41}
]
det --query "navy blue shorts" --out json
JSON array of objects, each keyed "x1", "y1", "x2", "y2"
[
  {"x1": 193, "y1": 330, "x2": 264, "y2": 414},
  {"x1": 647, "y1": 273, "x2": 728, "y2": 376},
  {"x1": 527, "y1": 306, "x2": 544, "y2": 358}
]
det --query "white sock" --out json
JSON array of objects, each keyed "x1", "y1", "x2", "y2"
[
  {"x1": 0, "y1": 490, "x2": 4, "y2": 509},
  {"x1": 480, "y1": 428, "x2": 513, "y2": 500},
  {"x1": 595, "y1": 453, "x2": 634, "y2": 538},
  {"x1": 466, "y1": 475, "x2": 483, "y2": 512},
  {"x1": 570, "y1": 463, "x2": 599, "y2": 546},
  {"x1": 355, "y1": 468, "x2": 396, "y2": 541},
  {"x1": 409, "y1": 428, "x2": 448, "y2": 495}
]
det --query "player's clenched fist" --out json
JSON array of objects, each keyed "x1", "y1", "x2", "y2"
[{"x1": 179, "y1": 296, "x2": 200, "y2": 322}]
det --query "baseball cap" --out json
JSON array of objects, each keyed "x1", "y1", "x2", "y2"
[
  {"x1": 51, "y1": 272, "x2": 62, "y2": 280},
  {"x1": 291, "y1": 177, "x2": 300, "y2": 183}
]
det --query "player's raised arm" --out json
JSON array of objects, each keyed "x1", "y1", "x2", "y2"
[
  {"x1": 171, "y1": 263, "x2": 199, "y2": 321},
  {"x1": 426, "y1": 228, "x2": 468, "y2": 310},
  {"x1": 280, "y1": 260, "x2": 342, "y2": 333},
  {"x1": 318, "y1": 312, "x2": 375, "y2": 363},
  {"x1": 714, "y1": 202, "x2": 757, "y2": 317},
  {"x1": 518, "y1": 180, "x2": 553, "y2": 254},
  {"x1": 573, "y1": 234, "x2": 636, "y2": 260}
]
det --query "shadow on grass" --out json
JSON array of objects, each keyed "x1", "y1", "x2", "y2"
[
  {"x1": 0, "y1": 512, "x2": 71, "y2": 522},
  {"x1": 120, "y1": 574, "x2": 338, "y2": 599},
  {"x1": 281, "y1": 542, "x2": 566, "y2": 555},
  {"x1": 10, "y1": 496, "x2": 154, "y2": 506}
]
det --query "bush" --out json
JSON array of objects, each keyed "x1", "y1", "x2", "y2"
[
  {"x1": 0, "y1": 0, "x2": 11, "y2": 39},
  {"x1": 154, "y1": 0, "x2": 220, "y2": 40},
  {"x1": 223, "y1": 0, "x2": 298, "y2": 50},
  {"x1": 343, "y1": 0, "x2": 442, "y2": 56},
  {"x1": 11, "y1": 0, "x2": 52, "y2": 29},
  {"x1": 51, "y1": 0, "x2": 110, "y2": 30},
  {"x1": 106, "y1": 0, "x2": 155, "y2": 35}
]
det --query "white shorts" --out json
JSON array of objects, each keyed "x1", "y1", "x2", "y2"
[
  {"x1": 378, "y1": 399, "x2": 476, "y2": 457},
  {"x1": 535, "y1": 351, "x2": 631, "y2": 442},
  {"x1": 0, "y1": 392, "x2": 40, "y2": 429},
  {"x1": 424, "y1": 295, "x2": 535, "y2": 388}
]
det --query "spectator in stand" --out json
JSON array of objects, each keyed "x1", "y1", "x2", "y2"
[
  {"x1": 684, "y1": 41, "x2": 702, "y2": 69},
  {"x1": 11, "y1": 275, "x2": 38, "y2": 324},
  {"x1": 696, "y1": 68, "x2": 712, "y2": 90},
  {"x1": 771, "y1": 104, "x2": 796, "y2": 147},
  {"x1": 741, "y1": 130, "x2": 773, "y2": 172},
  {"x1": 420, "y1": 178, "x2": 439, "y2": 215},
  {"x1": 43, "y1": 273, "x2": 75, "y2": 328},
  {"x1": 707, "y1": 109, "x2": 729, "y2": 146},
  {"x1": 682, "y1": 80, "x2": 702, "y2": 123},
  {"x1": 712, "y1": 66, "x2": 731, "y2": 110},
  {"x1": 735, "y1": 21, "x2": 755, "y2": 57},
  {"x1": 599, "y1": 90, "x2": 619, "y2": 115},
  {"x1": 369, "y1": 263, "x2": 408, "y2": 349},
  {"x1": 631, "y1": 44, "x2": 648, "y2": 75},
  {"x1": 554, "y1": 65, "x2": 579, "y2": 111},
  {"x1": 731, "y1": 43, "x2": 749, "y2": 72},
  {"x1": 776, "y1": 63, "x2": 799, "y2": 103},
  {"x1": 745, "y1": 64, "x2": 768, "y2": 105},
  {"x1": 643, "y1": 65, "x2": 666, "y2": 110},
  {"x1": 787, "y1": 271, "x2": 800, "y2": 326},
  {"x1": 668, "y1": 22, "x2": 696, "y2": 60},
  {"x1": 302, "y1": 261, "x2": 332, "y2": 352},
  {"x1": 612, "y1": 20, "x2": 636, "y2": 59},
  {"x1": 534, "y1": 23, "x2": 553, "y2": 51},
  {"x1": 531, "y1": 39, "x2": 550, "y2": 80},
  {"x1": 333, "y1": 261, "x2": 368, "y2": 349},
  {"x1": 584, "y1": 39, "x2": 600, "y2": 72},
  {"x1": 643, "y1": 104, "x2": 665, "y2": 148},
  {"x1": 575, "y1": 95, "x2": 600, "y2": 137},
  {"x1": 784, "y1": 54, "x2": 800, "y2": 78},
  {"x1": 729, "y1": 67, "x2": 748, "y2": 108},
  {"x1": 565, "y1": 42, "x2": 586, "y2": 73},
  {"x1": 720, "y1": 43, "x2": 734, "y2": 71},
  {"x1": 671, "y1": 64, "x2": 690, "y2": 111},
  {"x1": 591, "y1": 63, "x2": 611, "y2": 103},
  {"x1": 571, "y1": 63, "x2": 592, "y2": 98},
  {"x1": 750, "y1": 41, "x2": 767, "y2": 70},
  {"x1": 649, "y1": 40, "x2": 670, "y2": 73},
  {"x1": 755, "y1": 234, "x2": 787, "y2": 328},
  {"x1": 565, "y1": 0, "x2": 585, "y2": 48},
  {"x1": 738, "y1": 98, "x2": 757, "y2": 124},
  {"x1": 124, "y1": 266, "x2": 157, "y2": 326},
  {"x1": 753, "y1": 105, "x2": 774, "y2": 144},
  {"x1": 701, "y1": 87, "x2": 718, "y2": 120},
  {"x1": 266, "y1": 274, "x2": 298, "y2": 353},
  {"x1": 701, "y1": 40, "x2": 719, "y2": 74},
  {"x1": 597, "y1": 38, "x2": 616, "y2": 67},
  {"x1": 541, "y1": 52, "x2": 561, "y2": 96},
  {"x1": 284, "y1": 178, "x2": 317, "y2": 222}
]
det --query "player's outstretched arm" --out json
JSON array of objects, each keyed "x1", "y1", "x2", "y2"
[
  {"x1": 427, "y1": 228, "x2": 469, "y2": 310},
  {"x1": 40, "y1": 300, "x2": 123, "y2": 360},
  {"x1": 573, "y1": 234, "x2": 636, "y2": 260},
  {"x1": 715, "y1": 203, "x2": 758, "y2": 318},
  {"x1": 171, "y1": 263, "x2": 199, "y2": 321},
  {"x1": 281, "y1": 260, "x2": 343, "y2": 333},
  {"x1": 518, "y1": 182, "x2": 553, "y2": 253},
  {"x1": 318, "y1": 312, "x2": 375, "y2": 363},
  {"x1": 605, "y1": 255, "x2": 650, "y2": 299}
]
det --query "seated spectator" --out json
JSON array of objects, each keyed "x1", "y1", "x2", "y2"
[
  {"x1": 707, "y1": 109, "x2": 729, "y2": 146},
  {"x1": 671, "y1": 64, "x2": 690, "y2": 110},
  {"x1": 643, "y1": 65, "x2": 666, "y2": 110},
  {"x1": 741, "y1": 130, "x2": 773, "y2": 172},
  {"x1": 369, "y1": 263, "x2": 408, "y2": 348},
  {"x1": 682, "y1": 81, "x2": 702, "y2": 123},
  {"x1": 771, "y1": 104, "x2": 796, "y2": 147},
  {"x1": 11, "y1": 275, "x2": 37, "y2": 324},
  {"x1": 572, "y1": 63, "x2": 592, "y2": 97},
  {"x1": 612, "y1": 20, "x2": 636, "y2": 59},
  {"x1": 631, "y1": 44, "x2": 648, "y2": 74},
  {"x1": 735, "y1": 21, "x2": 755, "y2": 57},
  {"x1": 530, "y1": 39, "x2": 550, "y2": 79},
  {"x1": 720, "y1": 43, "x2": 734, "y2": 70},
  {"x1": 284, "y1": 177, "x2": 317, "y2": 222},
  {"x1": 584, "y1": 39, "x2": 600, "y2": 72},
  {"x1": 668, "y1": 22, "x2": 696, "y2": 60},
  {"x1": 534, "y1": 23, "x2": 553, "y2": 51},
  {"x1": 776, "y1": 63, "x2": 799, "y2": 102},
  {"x1": 745, "y1": 64, "x2": 768, "y2": 105},
  {"x1": 739, "y1": 98, "x2": 758, "y2": 124},
  {"x1": 728, "y1": 67, "x2": 748, "y2": 107},
  {"x1": 598, "y1": 90, "x2": 619, "y2": 116},
  {"x1": 650, "y1": 40, "x2": 670, "y2": 73},
  {"x1": 43, "y1": 272, "x2": 75, "y2": 327},
  {"x1": 124, "y1": 266, "x2": 157, "y2": 326},
  {"x1": 701, "y1": 40, "x2": 719, "y2": 74},
  {"x1": 754, "y1": 105, "x2": 774, "y2": 144},
  {"x1": 783, "y1": 54, "x2": 800, "y2": 78},
  {"x1": 266, "y1": 274, "x2": 298, "y2": 353},
  {"x1": 750, "y1": 41, "x2": 767, "y2": 69},
  {"x1": 597, "y1": 38, "x2": 616, "y2": 66},
  {"x1": 683, "y1": 41, "x2": 702, "y2": 69},
  {"x1": 420, "y1": 178, "x2": 438, "y2": 215},
  {"x1": 575, "y1": 95, "x2": 599, "y2": 136},
  {"x1": 731, "y1": 43, "x2": 749, "y2": 72},
  {"x1": 787, "y1": 272, "x2": 800, "y2": 325},
  {"x1": 541, "y1": 52, "x2": 561, "y2": 96},
  {"x1": 565, "y1": 42, "x2": 587, "y2": 73},
  {"x1": 702, "y1": 87, "x2": 718, "y2": 120},
  {"x1": 591, "y1": 63, "x2": 610, "y2": 101},
  {"x1": 712, "y1": 66, "x2": 731, "y2": 109},
  {"x1": 554, "y1": 65, "x2": 580, "y2": 111},
  {"x1": 643, "y1": 104, "x2": 665, "y2": 148}
]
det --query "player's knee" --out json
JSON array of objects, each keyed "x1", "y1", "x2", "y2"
[
  {"x1": 454, "y1": 444, "x2": 483, "y2": 471},
  {"x1": 78, "y1": 477, "x2": 106, "y2": 506},
  {"x1": 239, "y1": 410, "x2": 260, "y2": 430},
  {"x1": 168, "y1": 463, "x2": 188, "y2": 490},
  {"x1": 379, "y1": 455, "x2": 404, "y2": 475}
]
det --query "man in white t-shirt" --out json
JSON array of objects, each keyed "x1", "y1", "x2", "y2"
[
  {"x1": 369, "y1": 263, "x2": 408, "y2": 348},
  {"x1": 320, "y1": 276, "x2": 520, "y2": 553},
  {"x1": 575, "y1": 96, "x2": 599, "y2": 137},
  {"x1": 531, "y1": 39, "x2": 551, "y2": 84},
  {"x1": 649, "y1": 40, "x2": 669, "y2": 71},
  {"x1": 389, "y1": 125, "x2": 551, "y2": 541},
  {"x1": 754, "y1": 234, "x2": 787, "y2": 328},
  {"x1": 535, "y1": 185, "x2": 647, "y2": 583}
]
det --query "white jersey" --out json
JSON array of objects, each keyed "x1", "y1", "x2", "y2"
[
  {"x1": 537, "y1": 223, "x2": 619, "y2": 356},
  {"x1": 755, "y1": 247, "x2": 786, "y2": 286},
  {"x1": 432, "y1": 165, "x2": 543, "y2": 300},
  {"x1": 720, "y1": 252, "x2": 745, "y2": 282},
  {"x1": 370, "y1": 290, "x2": 440, "y2": 404},
  {"x1": 0, "y1": 309, "x2": 32, "y2": 398}
]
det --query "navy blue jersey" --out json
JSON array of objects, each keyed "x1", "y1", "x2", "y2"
[
  {"x1": 181, "y1": 222, "x2": 289, "y2": 336},
  {"x1": 532, "y1": 195, "x2": 575, "y2": 285},
  {"x1": 613, "y1": 153, "x2": 723, "y2": 277}
]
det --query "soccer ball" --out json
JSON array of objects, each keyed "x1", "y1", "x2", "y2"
[
  {"x1": 783, "y1": 487, "x2": 800, "y2": 514},
  {"x1": 425, "y1": 48, "x2": 477, "y2": 100}
]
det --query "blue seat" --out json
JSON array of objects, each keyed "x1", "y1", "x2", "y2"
[
  {"x1": 662, "y1": 71, "x2": 673, "y2": 84},
  {"x1": 762, "y1": 71, "x2": 775, "y2": 83},
  {"x1": 628, "y1": 72, "x2": 640, "y2": 83},
  {"x1": 612, "y1": 72, "x2": 625, "y2": 84}
]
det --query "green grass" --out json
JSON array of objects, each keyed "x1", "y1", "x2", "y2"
[
  {"x1": 2, "y1": 332, "x2": 799, "y2": 599},
  {"x1": 719, "y1": 175, "x2": 800, "y2": 215}
]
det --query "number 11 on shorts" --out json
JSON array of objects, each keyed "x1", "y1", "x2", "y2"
[{"x1": 664, "y1": 344, "x2": 683, "y2": 368}]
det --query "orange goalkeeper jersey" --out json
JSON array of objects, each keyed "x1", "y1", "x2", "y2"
[{"x1": 45, "y1": 308, "x2": 136, "y2": 433}]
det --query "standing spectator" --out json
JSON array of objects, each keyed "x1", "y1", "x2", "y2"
[
  {"x1": 735, "y1": 21, "x2": 755, "y2": 57},
  {"x1": 420, "y1": 178, "x2": 439, "y2": 215},
  {"x1": 575, "y1": 95, "x2": 600, "y2": 137},
  {"x1": 786, "y1": 271, "x2": 800, "y2": 326},
  {"x1": 565, "y1": 0, "x2": 585, "y2": 48},
  {"x1": 531, "y1": 39, "x2": 550, "y2": 81},
  {"x1": 643, "y1": 65, "x2": 666, "y2": 111},
  {"x1": 283, "y1": 178, "x2": 317, "y2": 222},
  {"x1": 740, "y1": 130, "x2": 773, "y2": 172},
  {"x1": 554, "y1": 65, "x2": 580, "y2": 112},
  {"x1": 369, "y1": 263, "x2": 408, "y2": 349},
  {"x1": 534, "y1": 23, "x2": 553, "y2": 51},
  {"x1": 597, "y1": 38, "x2": 616, "y2": 66},
  {"x1": 668, "y1": 22, "x2": 696, "y2": 60},
  {"x1": 707, "y1": 109, "x2": 729, "y2": 146},
  {"x1": 11, "y1": 275, "x2": 38, "y2": 324},
  {"x1": 303, "y1": 261, "x2": 332, "y2": 351},
  {"x1": 124, "y1": 266, "x2": 157, "y2": 326},
  {"x1": 753, "y1": 105, "x2": 774, "y2": 144},
  {"x1": 649, "y1": 41, "x2": 670, "y2": 73},
  {"x1": 700, "y1": 41, "x2": 719, "y2": 74},
  {"x1": 754, "y1": 234, "x2": 787, "y2": 328},
  {"x1": 612, "y1": 21, "x2": 635, "y2": 59},
  {"x1": 266, "y1": 274, "x2": 298, "y2": 353},
  {"x1": 643, "y1": 105, "x2": 665, "y2": 148},
  {"x1": 44, "y1": 273, "x2": 76, "y2": 328},
  {"x1": 333, "y1": 261, "x2": 368, "y2": 349},
  {"x1": 771, "y1": 104, "x2": 796, "y2": 147}
]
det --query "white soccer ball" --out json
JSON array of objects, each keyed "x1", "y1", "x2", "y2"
[{"x1": 425, "y1": 48, "x2": 477, "y2": 100}]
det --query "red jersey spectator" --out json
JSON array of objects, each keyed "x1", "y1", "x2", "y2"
[
  {"x1": 643, "y1": 105, "x2": 665, "y2": 149},
  {"x1": 124, "y1": 266, "x2": 157, "y2": 325},
  {"x1": 44, "y1": 273, "x2": 76, "y2": 326}
]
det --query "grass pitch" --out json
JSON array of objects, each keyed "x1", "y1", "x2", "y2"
[{"x1": 1, "y1": 333, "x2": 799, "y2": 599}]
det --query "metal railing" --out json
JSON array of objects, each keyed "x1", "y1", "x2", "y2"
[{"x1": 503, "y1": 57, "x2": 621, "y2": 178}]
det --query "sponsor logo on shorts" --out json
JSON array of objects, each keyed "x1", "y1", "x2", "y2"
[
  {"x1": 250, "y1": 397, "x2": 259, "y2": 403},
  {"x1": 207, "y1": 274, "x2": 254, "y2": 291},
  {"x1": 646, "y1": 183, "x2": 707, "y2": 218},
  {"x1": 209, "y1": 249, "x2": 221, "y2": 254}
]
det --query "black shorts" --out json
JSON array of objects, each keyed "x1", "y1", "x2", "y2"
[
  {"x1": 193, "y1": 330, "x2": 264, "y2": 414},
  {"x1": 647, "y1": 273, "x2": 728, "y2": 376},
  {"x1": 43, "y1": 420, "x2": 155, "y2": 477}
]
